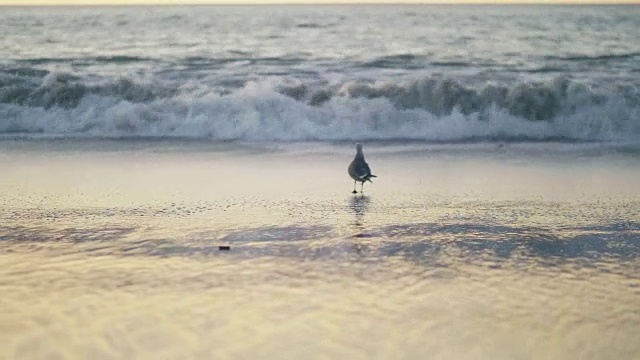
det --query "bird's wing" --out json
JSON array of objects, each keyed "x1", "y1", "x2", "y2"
[{"x1": 354, "y1": 161, "x2": 372, "y2": 179}]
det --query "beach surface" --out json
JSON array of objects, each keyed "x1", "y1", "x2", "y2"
[{"x1": 1, "y1": 139, "x2": 639, "y2": 359}]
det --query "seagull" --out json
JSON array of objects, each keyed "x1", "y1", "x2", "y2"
[{"x1": 348, "y1": 143, "x2": 377, "y2": 194}]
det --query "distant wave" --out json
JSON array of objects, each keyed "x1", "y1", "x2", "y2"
[
  {"x1": 1, "y1": 69, "x2": 639, "y2": 143},
  {"x1": 545, "y1": 52, "x2": 640, "y2": 62},
  {"x1": 14, "y1": 56, "x2": 155, "y2": 66},
  {"x1": 360, "y1": 54, "x2": 427, "y2": 70},
  {"x1": 295, "y1": 22, "x2": 325, "y2": 29}
]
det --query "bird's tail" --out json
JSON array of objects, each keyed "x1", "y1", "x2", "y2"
[{"x1": 366, "y1": 174, "x2": 377, "y2": 183}]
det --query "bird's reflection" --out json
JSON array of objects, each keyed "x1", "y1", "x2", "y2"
[
  {"x1": 348, "y1": 195, "x2": 373, "y2": 255},
  {"x1": 349, "y1": 194, "x2": 371, "y2": 228}
]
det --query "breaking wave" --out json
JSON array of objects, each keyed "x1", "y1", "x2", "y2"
[{"x1": 1, "y1": 69, "x2": 639, "y2": 143}]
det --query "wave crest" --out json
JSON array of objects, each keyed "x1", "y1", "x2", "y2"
[
  {"x1": 281, "y1": 75, "x2": 639, "y2": 123},
  {"x1": 0, "y1": 71, "x2": 177, "y2": 109}
]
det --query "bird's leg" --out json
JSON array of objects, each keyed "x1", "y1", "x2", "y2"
[
  {"x1": 360, "y1": 182, "x2": 364, "y2": 193},
  {"x1": 352, "y1": 181, "x2": 357, "y2": 194}
]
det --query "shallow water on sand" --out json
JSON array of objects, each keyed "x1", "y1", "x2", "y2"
[{"x1": 1, "y1": 140, "x2": 639, "y2": 359}]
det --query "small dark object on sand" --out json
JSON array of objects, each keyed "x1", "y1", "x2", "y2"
[{"x1": 218, "y1": 246, "x2": 231, "y2": 251}]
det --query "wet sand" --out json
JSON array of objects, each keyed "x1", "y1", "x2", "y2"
[{"x1": 1, "y1": 140, "x2": 639, "y2": 359}]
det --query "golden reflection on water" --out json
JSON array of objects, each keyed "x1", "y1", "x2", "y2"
[
  {"x1": 1, "y1": 143, "x2": 640, "y2": 359},
  {"x1": 2, "y1": 248, "x2": 639, "y2": 360}
]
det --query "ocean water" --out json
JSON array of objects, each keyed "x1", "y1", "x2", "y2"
[
  {"x1": 1, "y1": 5, "x2": 640, "y2": 360},
  {"x1": 1, "y1": 5, "x2": 639, "y2": 142}
]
